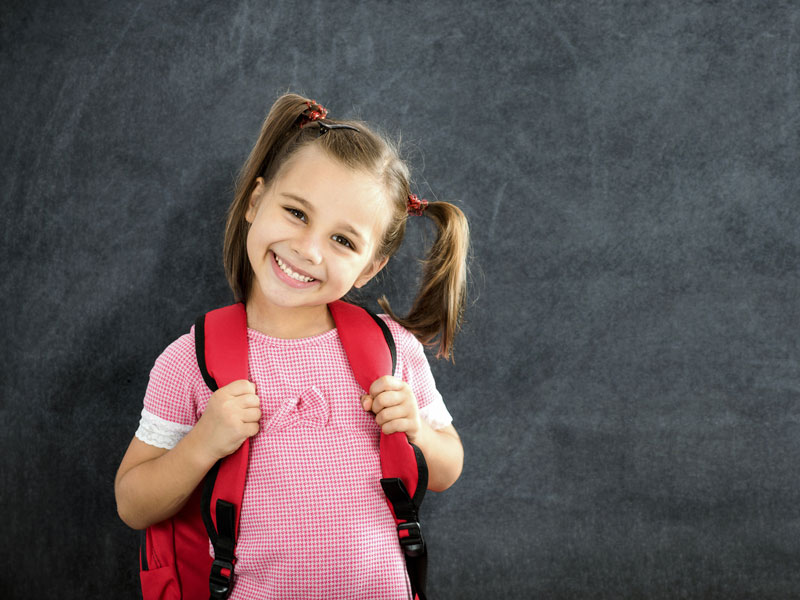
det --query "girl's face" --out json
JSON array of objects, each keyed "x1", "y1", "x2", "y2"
[{"x1": 245, "y1": 143, "x2": 390, "y2": 316}]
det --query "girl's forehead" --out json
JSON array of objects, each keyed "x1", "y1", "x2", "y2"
[
  {"x1": 282, "y1": 143, "x2": 370, "y2": 183},
  {"x1": 275, "y1": 144, "x2": 392, "y2": 235}
]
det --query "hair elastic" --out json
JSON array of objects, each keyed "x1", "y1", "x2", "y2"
[
  {"x1": 299, "y1": 100, "x2": 328, "y2": 127},
  {"x1": 407, "y1": 193, "x2": 429, "y2": 216},
  {"x1": 299, "y1": 100, "x2": 360, "y2": 136}
]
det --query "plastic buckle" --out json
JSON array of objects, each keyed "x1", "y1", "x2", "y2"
[
  {"x1": 397, "y1": 521, "x2": 425, "y2": 557},
  {"x1": 209, "y1": 558, "x2": 235, "y2": 598}
]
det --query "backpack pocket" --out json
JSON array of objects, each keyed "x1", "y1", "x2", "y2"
[
  {"x1": 139, "y1": 563, "x2": 181, "y2": 600},
  {"x1": 139, "y1": 528, "x2": 181, "y2": 600}
]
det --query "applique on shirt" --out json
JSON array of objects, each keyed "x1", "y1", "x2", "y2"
[{"x1": 263, "y1": 386, "x2": 330, "y2": 434}]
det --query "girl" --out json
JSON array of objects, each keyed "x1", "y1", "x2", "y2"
[{"x1": 115, "y1": 93, "x2": 469, "y2": 599}]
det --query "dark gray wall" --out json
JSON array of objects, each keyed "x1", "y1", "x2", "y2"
[{"x1": 3, "y1": 1, "x2": 800, "y2": 598}]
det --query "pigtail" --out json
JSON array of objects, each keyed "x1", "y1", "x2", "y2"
[
  {"x1": 378, "y1": 200, "x2": 470, "y2": 361},
  {"x1": 223, "y1": 94, "x2": 325, "y2": 301}
]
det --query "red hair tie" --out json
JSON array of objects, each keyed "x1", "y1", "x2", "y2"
[
  {"x1": 299, "y1": 100, "x2": 328, "y2": 127},
  {"x1": 407, "y1": 193, "x2": 428, "y2": 216}
]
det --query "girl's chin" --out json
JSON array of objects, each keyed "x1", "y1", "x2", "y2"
[{"x1": 252, "y1": 284, "x2": 336, "y2": 309}]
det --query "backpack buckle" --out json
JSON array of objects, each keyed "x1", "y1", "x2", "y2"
[
  {"x1": 397, "y1": 521, "x2": 425, "y2": 557},
  {"x1": 209, "y1": 558, "x2": 235, "y2": 598}
]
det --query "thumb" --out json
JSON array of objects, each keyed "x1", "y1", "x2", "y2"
[{"x1": 361, "y1": 394, "x2": 373, "y2": 412}]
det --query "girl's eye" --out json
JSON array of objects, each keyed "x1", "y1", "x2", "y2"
[
  {"x1": 285, "y1": 207, "x2": 307, "y2": 222},
  {"x1": 332, "y1": 234, "x2": 354, "y2": 250}
]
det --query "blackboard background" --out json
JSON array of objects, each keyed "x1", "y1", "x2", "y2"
[{"x1": 3, "y1": 1, "x2": 800, "y2": 598}]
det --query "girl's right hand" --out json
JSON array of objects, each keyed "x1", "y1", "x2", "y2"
[{"x1": 194, "y1": 379, "x2": 261, "y2": 462}]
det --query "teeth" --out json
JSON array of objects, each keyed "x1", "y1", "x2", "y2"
[{"x1": 275, "y1": 255, "x2": 315, "y2": 282}]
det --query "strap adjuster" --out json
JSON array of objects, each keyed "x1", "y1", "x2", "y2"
[
  {"x1": 397, "y1": 521, "x2": 425, "y2": 557},
  {"x1": 209, "y1": 558, "x2": 235, "y2": 598}
]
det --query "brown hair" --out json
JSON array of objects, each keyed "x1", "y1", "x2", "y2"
[{"x1": 223, "y1": 93, "x2": 469, "y2": 359}]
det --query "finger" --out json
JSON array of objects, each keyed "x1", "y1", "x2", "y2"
[
  {"x1": 368, "y1": 375, "x2": 405, "y2": 398},
  {"x1": 371, "y1": 390, "x2": 405, "y2": 413},
  {"x1": 381, "y1": 418, "x2": 413, "y2": 436},
  {"x1": 226, "y1": 379, "x2": 257, "y2": 395},
  {"x1": 374, "y1": 404, "x2": 409, "y2": 427},
  {"x1": 238, "y1": 394, "x2": 261, "y2": 408},
  {"x1": 242, "y1": 422, "x2": 260, "y2": 438},
  {"x1": 241, "y1": 406, "x2": 262, "y2": 423}
]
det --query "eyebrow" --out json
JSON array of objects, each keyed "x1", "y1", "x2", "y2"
[{"x1": 281, "y1": 193, "x2": 367, "y2": 243}]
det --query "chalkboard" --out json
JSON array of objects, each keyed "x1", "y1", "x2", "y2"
[{"x1": 3, "y1": 1, "x2": 800, "y2": 598}]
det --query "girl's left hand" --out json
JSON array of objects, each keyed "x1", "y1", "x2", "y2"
[{"x1": 361, "y1": 375, "x2": 422, "y2": 442}]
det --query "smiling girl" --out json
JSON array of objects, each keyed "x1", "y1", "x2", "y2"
[{"x1": 115, "y1": 94, "x2": 469, "y2": 599}]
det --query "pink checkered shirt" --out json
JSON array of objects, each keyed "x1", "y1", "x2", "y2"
[{"x1": 135, "y1": 314, "x2": 452, "y2": 599}]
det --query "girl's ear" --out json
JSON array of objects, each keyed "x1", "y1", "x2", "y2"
[
  {"x1": 354, "y1": 256, "x2": 390, "y2": 289},
  {"x1": 246, "y1": 177, "x2": 266, "y2": 224}
]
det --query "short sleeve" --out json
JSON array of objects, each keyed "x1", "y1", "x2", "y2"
[
  {"x1": 380, "y1": 316, "x2": 454, "y2": 431},
  {"x1": 134, "y1": 327, "x2": 203, "y2": 449}
]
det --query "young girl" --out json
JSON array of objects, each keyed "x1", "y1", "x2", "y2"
[{"x1": 115, "y1": 94, "x2": 469, "y2": 599}]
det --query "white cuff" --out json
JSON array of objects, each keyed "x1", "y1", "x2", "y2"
[
  {"x1": 419, "y1": 393, "x2": 453, "y2": 431},
  {"x1": 134, "y1": 408, "x2": 193, "y2": 449}
]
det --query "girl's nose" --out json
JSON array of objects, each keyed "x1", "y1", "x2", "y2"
[{"x1": 290, "y1": 232, "x2": 323, "y2": 265}]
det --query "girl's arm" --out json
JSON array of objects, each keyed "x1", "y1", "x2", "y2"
[
  {"x1": 115, "y1": 379, "x2": 261, "y2": 530},
  {"x1": 362, "y1": 376, "x2": 464, "y2": 492},
  {"x1": 115, "y1": 429, "x2": 219, "y2": 530},
  {"x1": 407, "y1": 422, "x2": 463, "y2": 492}
]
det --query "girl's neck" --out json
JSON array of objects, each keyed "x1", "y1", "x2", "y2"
[{"x1": 245, "y1": 299, "x2": 335, "y2": 339}]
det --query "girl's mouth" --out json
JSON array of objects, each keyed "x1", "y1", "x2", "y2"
[{"x1": 270, "y1": 252, "x2": 319, "y2": 288}]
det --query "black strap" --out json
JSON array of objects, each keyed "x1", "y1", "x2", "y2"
[
  {"x1": 208, "y1": 499, "x2": 237, "y2": 599},
  {"x1": 409, "y1": 444, "x2": 428, "y2": 507},
  {"x1": 201, "y1": 461, "x2": 222, "y2": 544},
  {"x1": 138, "y1": 530, "x2": 149, "y2": 572},
  {"x1": 364, "y1": 306, "x2": 397, "y2": 376},
  {"x1": 195, "y1": 313, "x2": 219, "y2": 392},
  {"x1": 199, "y1": 429, "x2": 236, "y2": 597},
  {"x1": 380, "y1": 478, "x2": 418, "y2": 522},
  {"x1": 380, "y1": 478, "x2": 428, "y2": 599},
  {"x1": 406, "y1": 554, "x2": 428, "y2": 600}
]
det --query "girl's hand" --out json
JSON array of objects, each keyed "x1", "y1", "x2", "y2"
[
  {"x1": 195, "y1": 379, "x2": 261, "y2": 463},
  {"x1": 361, "y1": 375, "x2": 422, "y2": 442}
]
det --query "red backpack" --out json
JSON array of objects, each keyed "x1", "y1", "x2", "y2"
[{"x1": 138, "y1": 300, "x2": 429, "y2": 600}]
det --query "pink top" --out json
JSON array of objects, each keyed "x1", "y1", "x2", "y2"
[{"x1": 135, "y1": 315, "x2": 452, "y2": 600}]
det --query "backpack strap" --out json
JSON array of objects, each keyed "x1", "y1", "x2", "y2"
[
  {"x1": 328, "y1": 300, "x2": 430, "y2": 600},
  {"x1": 195, "y1": 303, "x2": 250, "y2": 600},
  {"x1": 195, "y1": 300, "x2": 429, "y2": 600}
]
